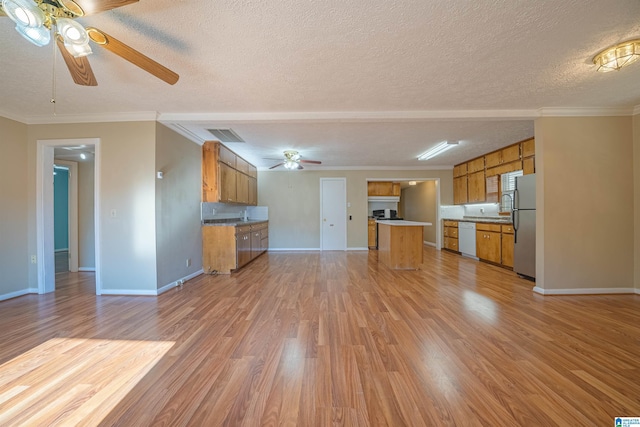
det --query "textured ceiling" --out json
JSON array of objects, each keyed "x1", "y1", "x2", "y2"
[{"x1": 2, "y1": 0, "x2": 640, "y2": 168}]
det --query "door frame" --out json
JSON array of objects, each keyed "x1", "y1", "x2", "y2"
[
  {"x1": 54, "y1": 160, "x2": 78, "y2": 272},
  {"x1": 366, "y1": 178, "x2": 442, "y2": 250},
  {"x1": 319, "y1": 177, "x2": 347, "y2": 251},
  {"x1": 37, "y1": 138, "x2": 102, "y2": 294}
]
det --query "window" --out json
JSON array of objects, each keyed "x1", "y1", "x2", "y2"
[{"x1": 500, "y1": 170, "x2": 523, "y2": 211}]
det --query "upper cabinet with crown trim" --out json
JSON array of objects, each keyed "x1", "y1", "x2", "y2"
[{"x1": 202, "y1": 141, "x2": 258, "y2": 205}]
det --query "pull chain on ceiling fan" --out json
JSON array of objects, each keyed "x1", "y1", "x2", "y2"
[
  {"x1": 269, "y1": 150, "x2": 322, "y2": 170},
  {"x1": 1, "y1": 0, "x2": 179, "y2": 86}
]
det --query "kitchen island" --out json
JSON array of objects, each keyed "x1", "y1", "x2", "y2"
[{"x1": 376, "y1": 220, "x2": 432, "y2": 270}]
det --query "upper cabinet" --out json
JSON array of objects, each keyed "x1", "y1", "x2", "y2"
[
  {"x1": 202, "y1": 141, "x2": 258, "y2": 205},
  {"x1": 368, "y1": 181, "x2": 401, "y2": 197},
  {"x1": 453, "y1": 137, "x2": 535, "y2": 205}
]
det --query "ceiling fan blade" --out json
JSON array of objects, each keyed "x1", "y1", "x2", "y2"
[
  {"x1": 299, "y1": 160, "x2": 321, "y2": 164},
  {"x1": 72, "y1": 0, "x2": 138, "y2": 15},
  {"x1": 269, "y1": 163, "x2": 284, "y2": 170},
  {"x1": 56, "y1": 37, "x2": 98, "y2": 86},
  {"x1": 86, "y1": 27, "x2": 179, "y2": 85}
]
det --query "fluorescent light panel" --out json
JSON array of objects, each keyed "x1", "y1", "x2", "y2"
[{"x1": 418, "y1": 140, "x2": 459, "y2": 161}]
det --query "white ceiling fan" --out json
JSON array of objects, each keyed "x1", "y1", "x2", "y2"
[{"x1": 268, "y1": 150, "x2": 321, "y2": 170}]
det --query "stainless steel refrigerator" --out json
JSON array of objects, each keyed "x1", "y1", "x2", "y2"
[{"x1": 512, "y1": 174, "x2": 536, "y2": 279}]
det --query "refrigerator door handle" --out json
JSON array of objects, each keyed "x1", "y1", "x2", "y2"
[
  {"x1": 513, "y1": 210, "x2": 519, "y2": 244},
  {"x1": 513, "y1": 188, "x2": 519, "y2": 210}
]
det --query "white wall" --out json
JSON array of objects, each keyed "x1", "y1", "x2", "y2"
[
  {"x1": 259, "y1": 169, "x2": 452, "y2": 249},
  {"x1": 27, "y1": 122, "x2": 158, "y2": 293},
  {"x1": 535, "y1": 116, "x2": 634, "y2": 293},
  {"x1": 0, "y1": 116, "x2": 29, "y2": 299},
  {"x1": 155, "y1": 123, "x2": 202, "y2": 290}
]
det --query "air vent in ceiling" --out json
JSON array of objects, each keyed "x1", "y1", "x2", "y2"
[{"x1": 207, "y1": 128, "x2": 245, "y2": 143}]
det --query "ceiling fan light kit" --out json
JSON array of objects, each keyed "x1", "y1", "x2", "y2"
[
  {"x1": 1, "y1": 0, "x2": 179, "y2": 86},
  {"x1": 269, "y1": 150, "x2": 322, "y2": 170}
]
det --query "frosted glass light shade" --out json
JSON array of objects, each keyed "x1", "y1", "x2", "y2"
[
  {"x1": 15, "y1": 23, "x2": 50, "y2": 46},
  {"x1": 2, "y1": 0, "x2": 45, "y2": 27},
  {"x1": 593, "y1": 40, "x2": 640, "y2": 72}
]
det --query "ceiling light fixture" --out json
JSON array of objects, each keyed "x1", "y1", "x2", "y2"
[
  {"x1": 593, "y1": 39, "x2": 640, "y2": 72},
  {"x1": 409, "y1": 181, "x2": 417, "y2": 186},
  {"x1": 56, "y1": 17, "x2": 92, "y2": 57},
  {"x1": 283, "y1": 150, "x2": 301, "y2": 170},
  {"x1": 3, "y1": 0, "x2": 45, "y2": 28},
  {"x1": 418, "y1": 140, "x2": 459, "y2": 161}
]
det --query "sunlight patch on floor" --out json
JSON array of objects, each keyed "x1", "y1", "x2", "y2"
[{"x1": 0, "y1": 338, "x2": 174, "y2": 426}]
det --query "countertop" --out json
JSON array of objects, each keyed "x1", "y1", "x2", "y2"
[
  {"x1": 202, "y1": 219, "x2": 268, "y2": 226},
  {"x1": 443, "y1": 216, "x2": 512, "y2": 225},
  {"x1": 376, "y1": 220, "x2": 432, "y2": 226}
]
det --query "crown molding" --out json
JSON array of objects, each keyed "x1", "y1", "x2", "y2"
[
  {"x1": 0, "y1": 110, "x2": 28, "y2": 124},
  {"x1": 164, "y1": 123, "x2": 207, "y2": 145},
  {"x1": 537, "y1": 107, "x2": 634, "y2": 117},
  {"x1": 258, "y1": 165, "x2": 453, "y2": 171},
  {"x1": 158, "y1": 110, "x2": 539, "y2": 123},
  {"x1": 22, "y1": 111, "x2": 159, "y2": 125}
]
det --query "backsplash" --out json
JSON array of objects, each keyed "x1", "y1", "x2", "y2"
[
  {"x1": 201, "y1": 202, "x2": 269, "y2": 221},
  {"x1": 441, "y1": 203, "x2": 501, "y2": 219}
]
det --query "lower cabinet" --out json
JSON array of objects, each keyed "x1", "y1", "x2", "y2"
[
  {"x1": 443, "y1": 220, "x2": 459, "y2": 251},
  {"x1": 202, "y1": 221, "x2": 269, "y2": 274},
  {"x1": 476, "y1": 223, "x2": 501, "y2": 264},
  {"x1": 368, "y1": 219, "x2": 376, "y2": 248},
  {"x1": 501, "y1": 224, "x2": 514, "y2": 268}
]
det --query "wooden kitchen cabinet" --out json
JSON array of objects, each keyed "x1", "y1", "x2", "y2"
[
  {"x1": 485, "y1": 145, "x2": 520, "y2": 169},
  {"x1": 501, "y1": 224, "x2": 514, "y2": 268},
  {"x1": 467, "y1": 157, "x2": 485, "y2": 173},
  {"x1": 248, "y1": 177, "x2": 258, "y2": 205},
  {"x1": 453, "y1": 163, "x2": 467, "y2": 178},
  {"x1": 467, "y1": 171, "x2": 486, "y2": 203},
  {"x1": 521, "y1": 138, "x2": 535, "y2": 158},
  {"x1": 236, "y1": 172, "x2": 250, "y2": 204},
  {"x1": 454, "y1": 176, "x2": 468, "y2": 205},
  {"x1": 523, "y1": 157, "x2": 535, "y2": 175},
  {"x1": 202, "y1": 141, "x2": 258, "y2": 205},
  {"x1": 367, "y1": 181, "x2": 401, "y2": 196},
  {"x1": 202, "y1": 221, "x2": 269, "y2": 274},
  {"x1": 476, "y1": 223, "x2": 501, "y2": 264},
  {"x1": 368, "y1": 219, "x2": 376, "y2": 248},
  {"x1": 443, "y1": 221, "x2": 459, "y2": 251}
]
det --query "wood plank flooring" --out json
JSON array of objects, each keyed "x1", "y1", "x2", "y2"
[{"x1": 0, "y1": 248, "x2": 639, "y2": 426}]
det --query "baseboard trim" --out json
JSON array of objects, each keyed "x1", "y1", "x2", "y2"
[
  {"x1": 157, "y1": 269, "x2": 204, "y2": 295},
  {"x1": 636, "y1": 288, "x2": 640, "y2": 295},
  {"x1": 533, "y1": 286, "x2": 637, "y2": 296},
  {"x1": 268, "y1": 248, "x2": 321, "y2": 251},
  {"x1": 78, "y1": 267, "x2": 96, "y2": 272},
  {"x1": 0, "y1": 289, "x2": 33, "y2": 301},
  {"x1": 347, "y1": 247, "x2": 369, "y2": 251},
  {"x1": 99, "y1": 289, "x2": 158, "y2": 296},
  {"x1": 423, "y1": 241, "x2": 436, "y2": 247}
]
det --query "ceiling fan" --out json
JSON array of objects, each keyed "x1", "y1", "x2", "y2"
[
  {"x1": 0, "y1": 0, "x2": 179, "y2": 86},
  {"x1": 269, "y1": 150, "x2": 321, "y2": 170}
]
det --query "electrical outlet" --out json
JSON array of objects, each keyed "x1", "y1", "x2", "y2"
[
  {"x1": 186, "y1": 258, "x2": 191, "y2": 267},
  {"x1": 30, "y1": 255, "x2": 37, "y2": 264}
]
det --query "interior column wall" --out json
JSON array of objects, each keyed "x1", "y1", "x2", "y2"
[{"x1": 535, "y1": 116, "x2": 634, "y2": 293}]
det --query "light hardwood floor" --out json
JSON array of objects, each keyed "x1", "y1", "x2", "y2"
[{"x1": 0, "y1": 248, "x2": 639, "y2": 426}]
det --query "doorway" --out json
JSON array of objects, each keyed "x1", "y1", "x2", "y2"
[
  {"x1": 37, "y1": 138, "x2": 101, "y2": 294},
  {"x1": 320, "y1": 178, "x2": 347, "y2": 250}
]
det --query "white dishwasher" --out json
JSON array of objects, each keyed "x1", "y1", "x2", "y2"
[{"x1": 458, "y1": 222, "x2": 477, "y2": 258}]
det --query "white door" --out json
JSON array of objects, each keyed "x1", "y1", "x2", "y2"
[{"x1": 320, "y1": 178, "x2": 347, "y2": 250}]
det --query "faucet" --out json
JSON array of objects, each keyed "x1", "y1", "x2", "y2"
[{"x1": 501, "y1": 193, "x2": 513, "y2": 211}]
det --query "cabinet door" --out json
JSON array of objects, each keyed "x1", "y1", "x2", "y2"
[
  {"x1": 368, "y1": 181, "x2": 394, "y2": 196},
  {"x1": 485, "y1": 151, "x2": 502, "y2": 169},
  {"x1": 236, "y1": 172, "x2": 250, "y2": 204},
  {"x1": 477, "y1": 231, "x2": 501, "y2": 263},
  {"x1": 501, "y1": 145, "x2": 521, "y2": 163},
  {"x1": 521, "y1": 138, "x2": 535, "y2": 158},
  {"x1": 368, "y1": 223, "x2": 376, "y2": 247},
  {"x1": 219, "y1": 163, "x2": 237, "y2": 203},
  {"x1": 248, "y1": 177, "x2": 258, "y2": 206},
  {"x1": 467, "y1": 157, "x2": 485, "y2": 173},
  {"x1": 501, "y1": 232, "x2": 514, "y2": 267},
  {"x1": 523, "y1": 157, "x2": 535, "y2": 175},
  {"x1": 236, "y1": 232, "x2": 251, "y2": 267},
  {"x1": 236, "y1": 156, "x2": 250, "y2": 174},
  {"x1": 202, "y1": 142, "x2": 220, "y2": 202},
  {"x1": 219, "y1": 144, "x2": 236, "y2": 168},
  {"x1": 251, "y1": 230, "x2": 262, "y2": 259},
  {"x1": 453, "y1": 163, "x2": 467, "y2": 178},
  {"x1": 467, "y1": 171, "x2": 486, "y2": 203},
  {"x1": 453, "y1": 176, "x2": 468, "y2": 205},
  {"x1": 392, "y1": 182, "x2": 401, "y2": 196}
]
